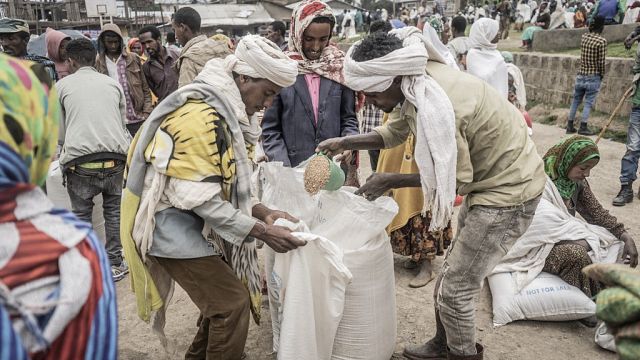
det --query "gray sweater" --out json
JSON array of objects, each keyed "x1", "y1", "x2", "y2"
[{"x1": 56, "y1": 66, "x2": 131, "y2": 166}]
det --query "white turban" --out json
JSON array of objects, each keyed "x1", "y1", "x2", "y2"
[
  {"x1": 225, "y1": 35, "x2": 298, "y2": 88},
  {"x1": 467, "y1": 18, "x2": 509, "y2": 98},
  {"x1": 344, "y1": 27, "x2": 446, "y2": 93},
  {"x1": 195, "y1": 35, "x2": 297, "y2": 143},
  {"x1": 343, "y1": 26, "x2": 457, "y2": 231}
]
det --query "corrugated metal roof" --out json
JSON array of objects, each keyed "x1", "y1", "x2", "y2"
[
  {"x1": 262, "y1": 1, "x2": 292, "y2": 22},
  {"x1": 285, "y1": 0, "x2": 358, "y2": 10},
  {"x1": 178, "y1": 3, "x2": 275, "y2": 27},
  {"x1": 153, "y1": 0, "x2": 208, "y2": 5}
]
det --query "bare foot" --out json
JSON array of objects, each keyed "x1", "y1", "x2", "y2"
[{"x1": 409, "y1": 260, "x2": 436, "y2": 288}]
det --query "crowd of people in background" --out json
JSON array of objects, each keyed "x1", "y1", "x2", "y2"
[{"x1": 2, "y1": 0, "x2": 640, "y2": 358}]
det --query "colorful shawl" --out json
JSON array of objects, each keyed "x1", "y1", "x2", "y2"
[
  {"x1": 121, "y1": 62, "x2": 262, "y2": 333},
  {"x1": 427, "y1": 14, "x2": 444, "y2": 35},
  {"x1": 543, "y1": 135, "x2": 600, "y2": 199},
  {"x1": 287, "y1": 0, "x2": 346, "y2": 85},
  {"x1": 0, "y1": 55, "x2": 117, "y2": 359},
  {"x1": 122, "y1": 37, "x2": 296, "y2": 340}
]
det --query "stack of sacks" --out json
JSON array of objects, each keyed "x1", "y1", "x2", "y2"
[{"x1": 584, "y1": 263, "x2": 640, "y2": 360}]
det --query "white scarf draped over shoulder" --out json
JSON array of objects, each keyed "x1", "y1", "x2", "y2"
[
  {"x1": 343, "y1": 26, "x2": 457, "y2": 231},
  {"x1": 228, "y1": 35, "x2": 298, "y2": 89},
  {"x1": 124, "y1": 34, "x2": 297, "y2": 336}
]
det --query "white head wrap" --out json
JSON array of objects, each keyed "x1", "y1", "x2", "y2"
[
  {"x1": 225, "y1": 34, "x2": 298, "y2": 88},
  {"x1": 344, "y1": 27, "x2": 446, "y2": 92},
  {"x1": 422, "y1": 23, "x2": 460, "y2": 70},
  {"x1": 343, "y1": 26, "x2": 457, "y2": 231},
  {"x1": 196, "y1": 35, "x2": 298, "y2": 141},
  {"x1": 466, "y1": 18, "x2": 509, "y2": 98},
  {"x1": 468, "y1": 17, "x2": 499, "y2": 50}
]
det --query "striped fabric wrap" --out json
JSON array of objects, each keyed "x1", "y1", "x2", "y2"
[{"x1": 0, "y1": 54, "x2": 117, "y2": 359}]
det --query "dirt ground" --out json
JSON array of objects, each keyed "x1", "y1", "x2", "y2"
[{"x1": 116, "y1": 122, "x2": 637, "y2": 360}]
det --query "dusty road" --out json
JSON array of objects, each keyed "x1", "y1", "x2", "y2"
[{"x1": 115, "y1": 122, "x2": 637, "y2": 360}]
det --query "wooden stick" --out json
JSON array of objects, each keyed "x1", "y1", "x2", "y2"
[{"x1": 596, "y1": 86, "x2": 634, "y2": 144}]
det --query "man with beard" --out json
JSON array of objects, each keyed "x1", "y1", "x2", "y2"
[
  {"x1": 139, "y1": 25, "x2": 179, "y2": 102},
  {"x1": 0, "y1": 18, "x2": 57, "y2": 81}
]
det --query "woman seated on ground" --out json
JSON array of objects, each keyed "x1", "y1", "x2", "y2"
[
  {"x1": 494, "y1": 136, "x2": 638, "y2": 326},
  {"x1": 540, "y1": 136, "x2": 638, "y2": 295},
  {"x1": 521, "y1": 2, "x2": 551, "y2": 50}
]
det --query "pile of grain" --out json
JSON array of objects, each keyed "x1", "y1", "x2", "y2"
[{"x1": 304, "y1": 156, "x2": 331, "y2": 195}]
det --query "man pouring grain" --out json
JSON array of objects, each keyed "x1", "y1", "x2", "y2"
[{"x1": 317, "y1": 28, "x2": 545, "y2": 360}]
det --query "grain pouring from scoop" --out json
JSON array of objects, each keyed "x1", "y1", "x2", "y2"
[{"x1": 304, "y1": 156, "x2": 331, "y2": 194}]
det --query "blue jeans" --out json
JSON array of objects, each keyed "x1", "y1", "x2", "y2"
[
  {"x1": 66, "y1": 162, "x2": 124, "y2": 267},
  {"x1": 620, "y1": 106, "x2": 640, "y2": 184},
  {"x1": 568, "y1": 75, "x2": 602, "y2": 125}
]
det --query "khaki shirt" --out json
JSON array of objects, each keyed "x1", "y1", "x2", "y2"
[
  {"x1": 374, "y1": 61, "x2": 545, "y2": 207},
  {"x1": 176, "y1": 35, "x2": 232, "y2": 88}
]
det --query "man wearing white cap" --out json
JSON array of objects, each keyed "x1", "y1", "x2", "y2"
[
  {"x1": 120, "y1": 35, "x2": 305, "y2": 359},
  {"x1": 318, "y1": 28, "x2": 545, "y2": 359}
]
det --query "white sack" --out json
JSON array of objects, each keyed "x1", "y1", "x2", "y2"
[
  {"x1": 489, "y1": 241, "x2": 623, "y2": 326},
  {"x1": 259, "y1": 162, "x2": 398, "y2": 360},
  {"x1": 489, "y1": 272, "x2": 596, "y2": 326},
  {"x1": 269, "y1": 220, "x2": 353, "y2": 360},
  {"x1": 595, "y1": 322, "x2": 617, "y2": 353}
]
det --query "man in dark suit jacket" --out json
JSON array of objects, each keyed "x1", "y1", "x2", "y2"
[{"x1": 262, "y1": 1, "x2": 359, "y2": 167}]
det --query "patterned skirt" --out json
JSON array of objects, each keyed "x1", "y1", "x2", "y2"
[
  {"x1": 542, "y1": 243, "x2": 602, "y2": 298},
  {"x1": 390, "y1": 213, "x2": 453, "y2": 262}
]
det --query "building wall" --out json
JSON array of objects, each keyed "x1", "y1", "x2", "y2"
[
  {"x1": 513, "y1": 52, "x2": 635, "y2": 117},
  {"x1": 531, "y1": 23, "x2": 638, "y2": 52}
]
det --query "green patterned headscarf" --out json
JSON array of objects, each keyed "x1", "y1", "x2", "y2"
[{"x1": 543, "y1": 135, "x2": 600, "y2": 199}]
